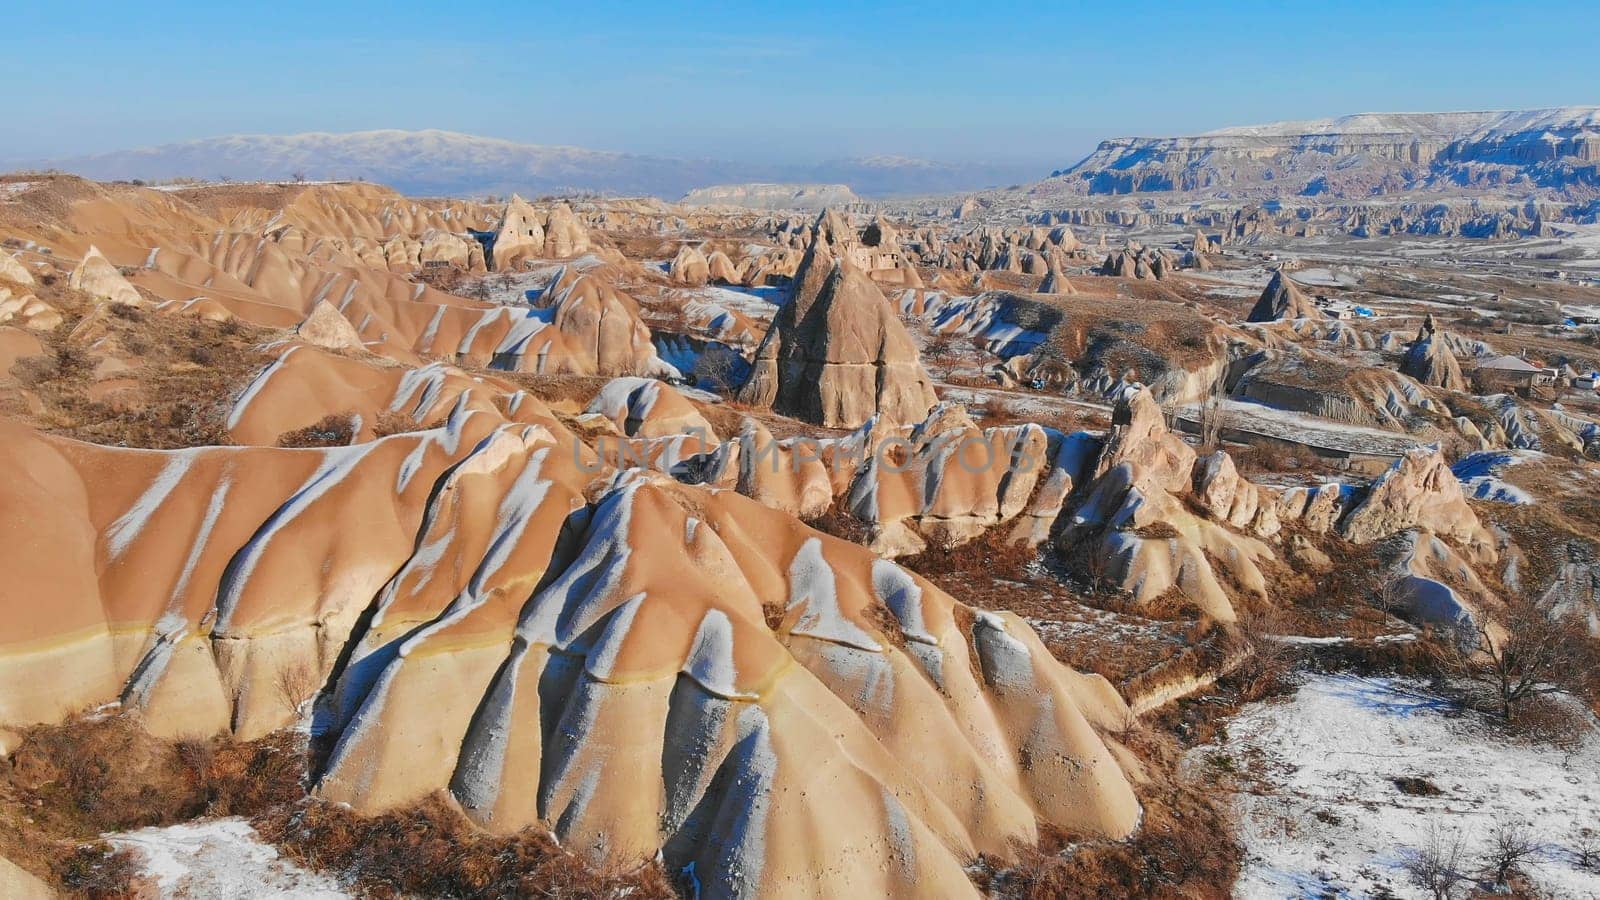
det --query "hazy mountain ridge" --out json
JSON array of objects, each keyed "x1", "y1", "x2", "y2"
[
  {"x1": 29, "y1": 129, "x2": 1037, "y2": 200},
  {"x1": 1045, "y1": 107, "x2": 1600, "y2": 200}
]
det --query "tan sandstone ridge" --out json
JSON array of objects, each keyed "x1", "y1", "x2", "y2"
[
  {"x1": 737, "y1": 243, "x2": 937, "y2": 428},
  {"x1": 0, "y1": 414, "x2": 1141, "y2": 897},
  {"x1": 0, "y1": 854, "x2": 52, "y2": 900}
]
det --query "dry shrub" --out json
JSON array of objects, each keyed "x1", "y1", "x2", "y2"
[
  {"x1": 802, "y1": 508, "x2": 872, "y2": 545},
  {"x1": 54, "y1": 843, "x2": 141, "y2": 898},
  {"x1": 256, "y1": 794, "x2": 675, "y2": 900},
  {"x1": 502, "y1": 373, "x2": 611, "y2": 409},
  {"x1": 1231, "y1": 438, "x2": 1324, "y2": 474},
  {"x1": 898, "y1": 528, "x2": 1039, "y2": 583},
  {"x1": 1, "y1": 711, "x2": 675, "y2": 898},
  {"x1": 1220, "y1": 612, "x2": 1300, "y2": 704},
  {"x1": 972, "y1": 396, "x2": 1024, "y2": 427},
  {"x1": 276, "y1": 412, "x2": 356, "y2": 448},
  {"x1": 10, "y1": 294, "x2": 272, "y2": 448},
  {"x1": 0, "y1": 716, "x2": 306, "y2": 894},
  {"x1": 9, "y1": 353, "x2": 59, "y2": 387},
  {"x1": 1135, "y1": 521, "x2": 1181, "y2": 541},
  {"x1": 973, "y1": 769, "x2": 1239, "y2": 899},
  {"x1": 945, "y1": 372, "x2": 999, "y2": 389},
  {"x1": 372, "y1": 409, "x2": 422, "y2": 437}
]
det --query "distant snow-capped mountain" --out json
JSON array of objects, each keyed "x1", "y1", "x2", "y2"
[{"x1": 32, "y1": 130, "x2": 1036, "y2": 199}]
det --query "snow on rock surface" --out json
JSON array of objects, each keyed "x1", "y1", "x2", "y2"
[
  {"x1": 1197, "y1": 674, "x2": 1600, "y2": 899},
  {"x1": 110, "y1": 817, "x2": 349, "y2": 898}
]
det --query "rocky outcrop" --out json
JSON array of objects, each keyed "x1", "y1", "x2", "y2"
[
  {"x1": 490, "y1": 196, "x2": 591, "y2": 269},
  {"x1": 705, "y1": 249, "x2": 742, "y2": 284},
  {"x1": 1339, "y1": 447, "x2": 1496, "y2": 562},
  {"x1": 1246, "y1": 269, "x2": 1319, "y2": 322},
  {"x1": 586, "y1": 376, "x2": 719, "y2": 442},
  {"x1": 841, "y1": 405, "x2": 1058, "y2": 556},
  {"x1": 1097, "y1": 245, "x2": 1172, "y2": 280},
  {"x1": 1056, "y1": 389, "x2": 1275, "y2": 622},
  {"x1": 0, "y1": 284, "x2": 60, "y2": 331},
  {"x1": 0, "y1": 253, "x2": 35, "y2": 286},
  {"x1": 1399, "y1": 314, "x2": 1466, "y2": 391},
  {"x1": 668, "y1": 244, "x2": 710, "y2": 286},
  {"x1": 1037, "y1": 263, "x2": 1076, "y2": 295},
  {"x1": 738, "y1": 245, "x2": 936, "y2": 428},
  {"x1": 293, "y1": 301, "x2": 365, "y2": 352},
  {"x1": 68, "y1": 245, "x2": 143, "y2": 306},
  {"x1": 1048, "y1": 108, "x2": 1600, "y2": 202}
]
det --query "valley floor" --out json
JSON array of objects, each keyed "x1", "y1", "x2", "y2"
[{"x1": 1189, "y1": 673, "x2": 1600, "y2": 898}]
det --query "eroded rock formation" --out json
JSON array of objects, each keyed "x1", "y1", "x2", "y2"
[
  {"x1": 1246, "y1": 269, "x2": 1320, "y2": 322},
  {"x1": 738, "y1": 245, "x2": 936, "y2": 428}
]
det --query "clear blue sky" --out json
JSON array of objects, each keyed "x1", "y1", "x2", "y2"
[{"x1": 5, "y1": 0, "x2": 1595, "y2": 168}]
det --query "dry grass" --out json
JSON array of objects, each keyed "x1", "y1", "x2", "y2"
[
  {"x1": 257, "y1": 794, "x2": 675, "y2": 900},
  {"x1": 973, "y1": 723, "x2": 1241, "y2": 898},
  {"x1": 802, "y1": 507, "x2": 872, "y2": 545},
  {"x1": 0, "y1": 712, "x2": 676, "y2": 898},
  {"x1": 1230, "y1": 438, "x2": 1328, "y2": 475},
  {"x1": 499, "y1": 372, "x2": 612, "y2": 410},
  {"x1": 4, "y1": 283, "x2": 274, "y2": 448},
  {"x1": 0, "y1": 716, "x2": 304, "y2": 894},
  {"x1": 1042, "y1": 295, "x2": 1223, "y2": 382},
  {"x1": 372, "y1": 409, "x2": 423, "y2": 437},
  {"x1": 898, "y1": 525, "x2": 1040, "y2": 583}
]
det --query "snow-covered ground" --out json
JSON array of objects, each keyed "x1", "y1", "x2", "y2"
[
  {"x1": 671, "y1": 283, "x2": 787, "y2": 327},
  {"x1": 1191, "y1": 674, "x2": 1600, "y2": 899},
  {"x1": 110, "y1": 818, "x2": 348, "y2": 898}
]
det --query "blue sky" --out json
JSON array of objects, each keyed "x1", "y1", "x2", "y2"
[{"x1": 5, "y1": 0, "x2": 1596, "y2": 168}]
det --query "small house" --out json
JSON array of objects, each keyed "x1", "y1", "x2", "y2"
[{"x1": 1472, "y1": 354, "x2": 1542, "y2": 392}]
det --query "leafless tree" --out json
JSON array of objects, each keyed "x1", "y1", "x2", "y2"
[
  {"x1": 1196, "y1": 366, "x2": 1231, "y2": 452},
  {"x1": 291, "y1": 171, "x2": 307, "y2": 184},
  {"x1": 1403, "y1": 823, "x2": 1469, "y2": 900},
  {"x1": 1574, "y1": 826, "x2": 1600, "y2": 872},
  {"x1": 1441, "y1": 598, "x2": 1597, "y2": 723},
  {"x1": 1372, "y1": 572, "x2": 1410, "y2": 621},
  {"x1": 1480, "y1": 820, "x2": 1539, "y2": 890},
  {"x1": 690, "y1": 345, "x2": 740, "y2": 394},
  {"x1": 921, "y1": 332, "x2": 959, "y2": 377},
  {"x1": 275, "y1": 661, "x2": 319, "y2": 718}
]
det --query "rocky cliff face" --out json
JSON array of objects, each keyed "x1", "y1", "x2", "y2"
[{"x1": 1047, "y1": 108, "x2": 1600, "y2": 201}]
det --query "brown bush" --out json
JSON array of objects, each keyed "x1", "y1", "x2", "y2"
[
  {"x1": 0, "y1": 712, "x2": 676, "y2": 898},
  {"x1": 1231, "y1": 438, "x2": 1325, "y2": 474},
  {"x1": 0, "y1": 716, "x2": 305, "y2": 894},
  {"x1": 803, "y1": 508, "x2": 872, "y2": 545},
  {"x1": 7, "y1": 298, "x2": 271, "y2": 449},
  {"x1": 256, "y1": 794, "x2": 675, "y2": 900},
  {"x1": 9, "y1": 353, "x2": 58, "y2": 387},
  {"x1": 973, "y1": 775, "x2": 1239, "y2": 899},
  {"x1": 55, "y1": 843, "x2": 141, "y2": 898},
  {"x1": 277, "y1": 412, "x2": 357, "y2": 448},
  {"x1": 372, "y1": 409, "x2": 422, "y2": 437},
  {"x1": 899, "y1": 528, "x2": 1039, "y2": 583}
]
